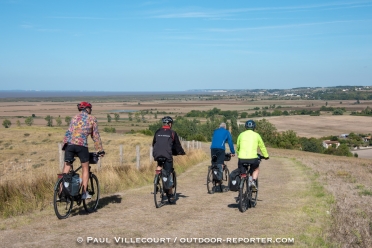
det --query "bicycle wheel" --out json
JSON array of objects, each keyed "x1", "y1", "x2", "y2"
[
  {"x1": 223, "y1": 165, "x2": 230, "y2": 181},
  {"x1": 168, "y1": 171, "x2": 177, "y2": 204},
  {"x1": 238, "y1": 178, "x2": 249, "y2": 213},
  {"x1": 83, "y1": 174, "x2": 100, "y2": 213},
  {"x1": 53, "y1": 178, "x2": 73, "y2": 219},
  {"x1": 172, "y1": 171, "x2": 177, "y2": 199},
  {"x1": 206, "y1": 166, "x2": 215, "y2": 194},
  {"x1": 251, "y1": 179, "x2": 258, "y2": 207},
  {"x1": 222, "y1": 166, "x2": 230, "y2": 192},
  {"x1": 154, "y1": 174, "x2": 165, "y2": 208}
]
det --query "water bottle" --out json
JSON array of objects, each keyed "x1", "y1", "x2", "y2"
[
  {"x1": 248, "y1": 176, "x2": 253, "y2": 187},
  {"x1": 64, "y1": 182, "x2": 69, "y2": 188}
]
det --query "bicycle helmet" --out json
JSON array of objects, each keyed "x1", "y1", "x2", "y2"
[
  {"x1": 162, "y1": 116, "x2": 173, "y2": 124},
  {"x1": 245, "y1": 120, "x2": 256, "y2": 130},
  {"x1": 77, "y1": 101, "x2": 92, "y2": 111}
]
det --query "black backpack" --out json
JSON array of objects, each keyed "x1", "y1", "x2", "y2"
[
  {"x1": 161, "y1": 170, "x2": 174, "y2": 190},
  {"x1": 62, "y1": 173, "x2": 81, "y2": 197},
  {"x1": 229, "y1": 168, "x2": 241, "y2": 192},
  {"x1": 212, "y1": 165, "x2": 223, "y2": 181}
]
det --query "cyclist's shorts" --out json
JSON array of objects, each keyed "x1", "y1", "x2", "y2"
[
  {"x1": 211, "y1": 148, "x2": 225, "y2": 165},
  {"x1": 156, "y1": 159, "x2": 173, "y2": 173},
  {"x1": 238, "y1": 158, "x2": 260, "y2": 174},
  {"x1": 64, "y1": 144, "x2": 90, "y2": 163}
]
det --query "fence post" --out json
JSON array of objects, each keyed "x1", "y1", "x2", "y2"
[
  {"x1": 120, "y1": 144, "x2": 123, "y2": 165},
  {"x1": 58, "y1": 143, "x2": 64, "y2": 172},
  {"x1": 136, "y1": 145, "x2": 140, "y2": 169},
  {"x1": 192, "y1": 140, "x2": 195, "y2": 149},
  {"x1": 98, "y1": 157, "x2": 102, "y2": 170},
  {"x1": 150, "y1": 145, "x2": 153, "y2": 164},
  {"x1": 187, "y1": 141, "x2": 190, "y2": 151}
]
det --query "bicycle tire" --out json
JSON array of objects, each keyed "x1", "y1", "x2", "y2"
[
  {"x1": 173, "y1": 171, "x2": 177, "y2": 199},
  {"x1": 168, "y1": 171, "x2": 177, "y2": 204},
  {"x1": 223, "y1": 166, "x2": 230, "y2": 182},
  {"x1": 206, "y1": 166, "x2": 215, "y2": 194},
  {"x1": 154, "y1": 174, "x2": 165, "y2": 208},
  {"x1": 223, "y1": 166, "x2": 230, "y2": 192},
  {"x1": 238, "y1": 178, "x2": 249, "y2": 213},
  {"x1": 250, "y1": 179, "x2": 258, "y2": 207},
  {"x1": 53, "y1": 177, "x2": 73, "y2": 219},
  {"x1": 83, "y1": 174, "x2": 100, "y2": 213}
]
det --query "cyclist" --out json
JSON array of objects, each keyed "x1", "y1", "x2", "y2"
[
  {"x1": 62, "y1": 101, "x2": 105, "y2": 200},
  {"x1": 236, "y1": 120, "x2": 269, "y2": 191},
  {"x1": 152, "y1": 116, "x2": 185, "y2": 201},
  {"x1": 210, "y1": 122, "x2": 235, "y2": 181}
]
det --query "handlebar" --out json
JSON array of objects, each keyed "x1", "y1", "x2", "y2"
[{"x1": 257, "y1": 154, "x2": 269, "y2": 160}]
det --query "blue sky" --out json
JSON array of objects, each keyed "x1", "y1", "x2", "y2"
[{"x1": 1, "y1": 0, "x2": 371, "y2": 91}]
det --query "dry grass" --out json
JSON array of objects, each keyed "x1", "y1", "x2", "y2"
[
  {"x1": 0, "y1": 127, "x2": 208, "y2": 218},
  {"x1": 269, "y1": 148, "x2": 372, "y2": 247}
]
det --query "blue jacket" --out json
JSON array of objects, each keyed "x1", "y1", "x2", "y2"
[{"x1": 210, "y1": 127, "x2": 235, "y2": 154}]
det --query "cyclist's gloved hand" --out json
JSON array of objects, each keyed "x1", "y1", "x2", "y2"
[
  {"x1": 264, "y1": 157, "x2": 269, "y2": 160},
  {"x1": 98, "y1": 151, "x2": 105, "y2": 157},
  {"x1": 179, "y1": 151, "x2": 186, "y2": 155}
]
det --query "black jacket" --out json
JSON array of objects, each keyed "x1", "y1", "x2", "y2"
[{"x1": 152, "y1": 126, "x2": 185, "y2": 161}]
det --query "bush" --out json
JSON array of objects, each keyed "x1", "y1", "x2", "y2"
[
  {"x1": 103, "y1": 127, "x2": 116, "y2": 133},
  {"x1": 2, "y1": 119, "x2": 11, "y2": 128}
]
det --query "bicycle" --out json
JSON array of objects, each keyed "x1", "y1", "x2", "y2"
[
  {"x1": 153, "y1": 157, "x2": 177, "y2": 208},
  {"x1": 207, "y1": 153, "x2": 231, "y2": 194},
  {"x1": 53, "y1": 152, "x2": 101, "y2": 219},
  {"x1": 238, "y1": 154, "x2": 264, "y2": 213}
]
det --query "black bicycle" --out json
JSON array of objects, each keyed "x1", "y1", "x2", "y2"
[
  {"x1": 207, "y1": 153, "x2": 231, "y2": 194},
  {"x1": 53, "y1": 153, "x2": 101, "y2": 219},
  {"x1": 153, "y1": 157, "x2": 177, "y2": 208},
  {"x1": 238, "y1": 154, "x2": 264, "y2": 213}
]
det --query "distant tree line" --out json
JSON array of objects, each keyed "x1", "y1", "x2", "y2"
[{"x1": 146, "y1": 116, "x2": 355, "y2": 157}]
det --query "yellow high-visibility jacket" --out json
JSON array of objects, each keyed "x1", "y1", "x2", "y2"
[{"x1": 236, "y1": 130, "x2": 269, "y2": 159}]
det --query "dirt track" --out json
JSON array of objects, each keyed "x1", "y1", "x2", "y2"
[{"x1": 1, "y1": 151, "x2": 318, "y2": 248}]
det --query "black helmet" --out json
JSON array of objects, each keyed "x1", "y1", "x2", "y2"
[
  {"x1": 245, "y1": 120, "x2": 256, "y2": 130},
  {"x1": 162, "y1": 116, "x2": 173, "y2": 124}
]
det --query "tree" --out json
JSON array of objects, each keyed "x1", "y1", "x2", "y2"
[
  {"x1": 278, "y1": 130, "x2": 299, "y2": 149},
  {"x1": 255, "y1": 119, "x2": 278, "y2": 146},
  {"x1": 45, "y1": 115, "x2": 53, "y2": 127},
  {"x1": 140, "y1": 111, "x2": 145, "y2": 122},
  {"x1": 16, "y1": 120, "x2": 21, "y2": 127},
  {"x1": 230, "y1": 117, "x2": 239, "y2": 143},
  {"x1": 56, "y1": 116, "x2": 62, "y2": 126},
  {"x1": 332, "y1": 109, "x2": 344, "y2": 115},
  {"x1": 2, "y1": 119, "x2": 11, "y2": 128},
  {"x1": 128, "y1": 112, "x2": 133, "y2": 121},
  {"x1": 240, "y1": 112, "x2": 248, "y2": 118},
  {"x1": 135, "y1": 112, "x2": 141, "y2": 122},
  {"x1": 114, "y1": 113, "x2": 120, "y2": 122},
  {"x1": 107, "y1": 114, "x2": 112, "y2": 122},
  {"x1": 65, "y1": 116, "x2": 71, "y2": 125},
  {"x1": 25, "y1": 116, "x2": 34, "y2": 126},
  {"x1": 300, "y1": 137, "x2": 324, "y2": 153}
]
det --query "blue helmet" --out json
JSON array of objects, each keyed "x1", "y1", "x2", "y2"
[{"x1": 245, "y1": 120, "x2": 256, "y2": 130}]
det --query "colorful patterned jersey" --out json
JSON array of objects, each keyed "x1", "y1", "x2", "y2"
[{"x1": 63, "y1": 111, "x2": 103, "y2": 151}]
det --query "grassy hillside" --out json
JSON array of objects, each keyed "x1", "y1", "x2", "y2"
[
  {"x1": 0, "y1": 127, "x2": 208, "y2": 217},
  {"x1": 269, "y1": 148, "x2": 372, "y2": 247}
]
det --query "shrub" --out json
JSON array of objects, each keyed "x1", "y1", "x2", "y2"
[{"x1": 103, "y1": 127, "x2": 116, "y2": 133}]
